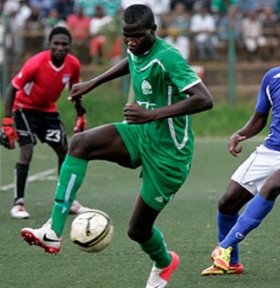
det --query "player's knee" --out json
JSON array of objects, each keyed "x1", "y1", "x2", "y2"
[
  {"x1": 261, "y1": 177, "x2": 280, "y2": 200},
  {"x1": 68, "y1": 133, "x2": 88, "y2": 158},
  {"x1": 19, "y1": 145, "x2": 34, "y2": 163},
  {"x1": 218, "y1": 196, "x2": 231, "y2": 213}
]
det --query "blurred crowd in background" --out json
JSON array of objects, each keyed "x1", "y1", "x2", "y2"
[{"x1": 1, "y1": 0, "x2": 280, "y2": 67}]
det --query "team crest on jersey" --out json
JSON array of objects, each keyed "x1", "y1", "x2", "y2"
[
  {"x1": 62, "y1": 74, "x2": 70, "y2": 84},
  {"x1": 141, "y1": 80, "x2": 153, "y2": 95}
]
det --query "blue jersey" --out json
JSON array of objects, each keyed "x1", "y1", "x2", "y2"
[{"x1": 255, "y1": 66, "x2": 280, "y2": 151}]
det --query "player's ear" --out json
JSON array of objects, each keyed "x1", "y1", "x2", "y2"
[{"x1": 152, "y1": 23, "x2": 157, "y2": 32}]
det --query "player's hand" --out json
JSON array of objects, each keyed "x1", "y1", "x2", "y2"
[
  {"x1": 123, "y1": 104, "x2": 154, "y2": 124},
  {"x1": 74, "y1": 115, "x2": 86, "y2": 133},
  {"x1": 0, "y1": 117, "x2": 19, "y2": 149},
  {"x1": 228, "y1": 133, "x2": 246, "y2": 157},
  {"x1": 68, "y1": 81, "x2": 93, "y2": 103}
]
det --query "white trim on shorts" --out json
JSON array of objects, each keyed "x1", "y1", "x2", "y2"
[{"x1": 231, "y1": 144, "x2": 280, "y2": 195}]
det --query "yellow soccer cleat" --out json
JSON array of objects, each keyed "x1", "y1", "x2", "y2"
[
  {"x1": 211, "y1": 246, "x2": 232, "y2": 271},
  {"x1": 201, "y1": 263, "x2": 244, "y2": 276}
]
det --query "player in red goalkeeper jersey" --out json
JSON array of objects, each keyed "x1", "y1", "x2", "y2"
[{"x1": 0, "y1": 26, "x2": 90, "y2": 219}]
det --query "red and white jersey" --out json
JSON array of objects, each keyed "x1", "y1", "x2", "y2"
[{"x1": 12, "y1": 51, "x2": 81, "y2": 112}]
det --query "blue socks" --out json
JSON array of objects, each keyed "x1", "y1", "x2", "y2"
[
  {"x1": 220, "y1": 194, "x2": 274, "y2": 249},
  {"x1": 217, "y1": 212, "x2": 239, "y2": 264}
]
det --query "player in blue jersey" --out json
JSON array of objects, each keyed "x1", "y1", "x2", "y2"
[
  {"x1": 20, "y1": 5, "x2": 213, "y2": 287},
  {"x1": 202, "y1": 67, "x2": 280, "y2": 276}
]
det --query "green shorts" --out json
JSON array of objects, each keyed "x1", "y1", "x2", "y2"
[{"x1": 114, "y1": 122, "x2": 192, "y2": 211}]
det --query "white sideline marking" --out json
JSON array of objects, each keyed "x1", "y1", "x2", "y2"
[{"x1": 0, "y1": 168, "x2": 56, "y2": 191}]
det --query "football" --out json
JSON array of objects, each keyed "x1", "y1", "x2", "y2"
[{"x1": 70, "y1": 209, "x2": 114, "y2": 253}]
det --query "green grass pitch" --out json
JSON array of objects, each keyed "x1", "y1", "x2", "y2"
[{"x1": 1, "y1": 138, "x2": 280, "y2": 288}]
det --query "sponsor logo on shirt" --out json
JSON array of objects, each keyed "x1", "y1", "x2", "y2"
[
  {"x1": 62, "y1": 74, "x2": 70, "y2": 84},
  {"x1": 141, "y1": 80, "x2": 152, "y2": 95}
]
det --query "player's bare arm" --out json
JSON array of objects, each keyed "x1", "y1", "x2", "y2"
[
  {"x1": 228, "y1": 111, "x2": 268, "y2": 157},
  {"x1": 0, "y1": 84, "x2": 19, "y2": 149},
  {"x1": 124, "y1": 104, "x2": 156, "y2": 124},
  {"x1": 4, "y1": 84, "x2": 17, "y2": 117},
  {"x1": 156, "y1": 82, "x2": 213, "y2": 119},
  {"x1": 69, "y1": 58, "x2": 130, "y2": 101},
  {"x1": 124, "y1": 83, "x2": 213, "y2": 124}
]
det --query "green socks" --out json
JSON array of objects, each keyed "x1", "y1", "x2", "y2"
[
  {"x1": 51, "y1": 155, "x2": 88, "y2": 237},
  {"x1": 140, "y1": 226, "x2": 171, "y2": 268}
]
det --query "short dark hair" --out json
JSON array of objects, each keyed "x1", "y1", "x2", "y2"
[
  {"x1": 48, "y1": 26, "x2": 72, "y2": 43},
  {"x1": 122, "y1": 4, "x2": 155, "y2": 29}
]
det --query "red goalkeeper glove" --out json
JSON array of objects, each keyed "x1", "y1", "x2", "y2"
[
  {"x1": 74, "y1": 114, "x2": 86, "y2": 133},
  {"x1": 0, "y1": 117, "x2": 19, "y2": 149}
]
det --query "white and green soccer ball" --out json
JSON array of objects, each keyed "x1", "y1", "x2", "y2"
[{"x1": 70, "y1": 209, "x2": 114, "y2": 253}]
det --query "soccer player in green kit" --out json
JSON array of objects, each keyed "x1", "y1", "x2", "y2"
[{"x1": 21, "y1": 4, "x2": 213, "y2": 287}]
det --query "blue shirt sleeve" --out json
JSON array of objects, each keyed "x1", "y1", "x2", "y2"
[{"x1": 255, "y1": 70, "x2": 273, "y2": 114}]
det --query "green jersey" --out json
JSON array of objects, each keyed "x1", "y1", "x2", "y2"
[
  {"x1": 127, "y1": 37, "x2": 201, "y2": 162},
  {"x1": 211, "y1": 0, "x2": 237, "y2": 13},
  {"x1": 75, "y1": 0, "x2": 120, "y2": 17}
]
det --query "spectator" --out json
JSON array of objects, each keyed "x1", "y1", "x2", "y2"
[
  {"x1": 276, "y1": 0, "x2": 280, "y2": 20},
  {"x1": 26, "y1": 6, "x2": 44, "y2": 31},
  {"x1": 53, "y1": 0, "x2": 75, "y2": 20},
  {"x1": 210, "y1": 0, "x2": 242, "y2": 61},
  {"x1": 97, "y1": 7, "x2": 124, "y2": 66},
  {"x1": 29, "y1": 0, "x2": 53, "y2": 19},
  {"x1": 75, "y1": 0, "x2": 121, "y2": 17},
  {"x1": 167, "y1": 1, "x2": 190, "y2": 32},
  {"x1": 109, "y1": 36, "x2": 123, "y2": 66},
  {"x1": 216, "y1": 9, "x2": 242, "y2": 46},
  {"x1": 164, "y1": 1, "x2": 190, "y2": 60},
  {"x1": 170, "y1": 0, "x2": 197, "y2": 11},
  {"x1": 241, "y1": 10, "x2": 266, "y2": 61},
  {"x1": 211, "y1": 0, "x2": 238, "y2": 28},
  {"x1": 25, "y1": 6, "x2": 45, "y2": 57},
  {"x1": 100, "y1": 0, "x2": 121, "y2": 16},
  {"x1": 0, "y1": 17, "x2": 4, "y2": 65},
  {"x1": 255, "y1": 0, "x2": 276, "y2": 12},
  {"x1": 164, "y1": 28, "x2": 190, "y2": 60},
  {"x1": 89, "y1": 5, "x2": 113, "y2": 65},
  {"x1": 104, "y1": 8, "x2": 125, "y2": 66},
  {"x1": 145, "y1": 0, "x2": 171, "y2": 15},
  {"x1": 66, "y1": 5, "x2": 91, "y2": 63},
  {"x1": 3, "y1": 0, "x2": 21, "y2": 15},
  {"x1": 237, "y1": 0, "x2": 258, "y2": 16},
  {"x1": 211, "y1": 0, "x2": 238, "y2": 14},
  {"x1": 190, "y1": 5, "x2": 219, "y2": 61},
  {"x1": 0, "y1": 16, "x2": 4, "y2": 95},
  {"x1": 5, "y1": 0, "x2": 32, "y2": 65},
  {"x1": 43, "y1": 8, "x2": 67, "y2": 49},
  {"x1": 261, "y1": 7, "x2": 279, "y2": 60},
  {"x1": 1, "y1": 2, "x2": 13, "y2": 51}
]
